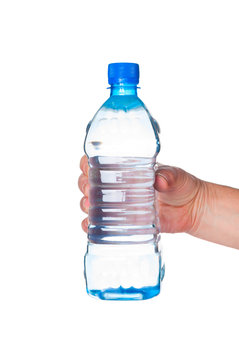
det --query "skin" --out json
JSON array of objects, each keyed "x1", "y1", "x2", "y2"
[{"x1": 79, "y1": 155, "x2": 239, "y2": 250}]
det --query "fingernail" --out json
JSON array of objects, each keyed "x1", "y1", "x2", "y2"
[
  {"x1": 82, "y1": 197, "x2": 87, "y2": 207},
  {"x1": 83, "y1": 197, "x2": 89, "y2": 208},
  {"x1": 82, "y1": 183, "x2": 86, "y2": 193},
  {"x1": 158, "y1": 172, "x2": 169, "y2": 182},
  {"x1": 84, "y1": 183, "x2": 89, "y2": 196}
]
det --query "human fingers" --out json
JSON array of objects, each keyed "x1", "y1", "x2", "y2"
[
  {"x1": 80, "y1": 196, "x2": 89, "y2": 214},
  {"x1": 78, "y1": 174, "x2": 89, "y2": 196},
  {"x1": 80, "y1": 155, "x2": 89, "y2": 176},
  {"x1": 81, "y1": 217, "x2": 89, "y2": 233}
]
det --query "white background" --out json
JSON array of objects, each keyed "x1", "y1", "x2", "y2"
[{"x1": 0, "y1": 1, "x2": 239, "y2": 359}]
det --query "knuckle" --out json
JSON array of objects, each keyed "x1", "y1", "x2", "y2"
[
  {"x1": 81, "y1": 217, "x2": 89, "y2": 232},
  {"x1": 78, "y1": 174, "x2": 89, "y2": 193},
  {"x1": 80, "y1": 196, "x2": 89, "y2": 213}
]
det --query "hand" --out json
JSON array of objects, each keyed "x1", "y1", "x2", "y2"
[
  {"x1": 78, "y1": 155, "x2": 90, "y2": 233},
  {"x1": 154, "y1": 164, "x2": 205, "y2": 234},
  {"x1": 78, "y1": 155, "x2": 205, "y2": 236}
]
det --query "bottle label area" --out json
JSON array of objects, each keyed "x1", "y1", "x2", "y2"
[{"x1": 88, "y1": 156, "x2": 159, "y2": 244}]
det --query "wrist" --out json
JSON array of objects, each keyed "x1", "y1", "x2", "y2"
[
  {"x1": 189, "y1": 181, "x2": 239, "y2": 248},
  {"x1": 187, "y1": 179, "x2": 212, "y2": 237}
]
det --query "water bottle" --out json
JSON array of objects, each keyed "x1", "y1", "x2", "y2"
[{"x1": 84, "y1": 62, "x2": 164, "y2": 300}]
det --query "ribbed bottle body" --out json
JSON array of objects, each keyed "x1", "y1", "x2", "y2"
[{"x1": 84, "y1": 94, "x2": 164, "y2": 300}]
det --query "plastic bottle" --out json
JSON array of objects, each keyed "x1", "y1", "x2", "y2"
[{"x1": 84, "y1": 63, "x2": 164, "y2": 300}]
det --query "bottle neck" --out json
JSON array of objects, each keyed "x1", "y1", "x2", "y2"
[{"x1": 110, "y1": 84, "x2": 138, "y2": 96}]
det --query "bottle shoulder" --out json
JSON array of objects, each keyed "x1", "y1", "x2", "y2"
[
  {"x1": 94, "y1": 95, "x2": 160, "y2": 138},
  {"x1": 101, "y1": 95, "x2": 145, "y2": 112},
  {"x1": 84, "y1": 96, "x2": 160, "y2": 158}
]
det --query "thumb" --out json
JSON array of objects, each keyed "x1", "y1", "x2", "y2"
[{"x1": 154, "y1": 165, "x2": 200, "y2": 206}]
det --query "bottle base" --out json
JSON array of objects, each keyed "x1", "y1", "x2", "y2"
[
  {"x1": 84, "y1": 242, "x2": 164, "y2": 301},
  {"x1": 87, "y1": 285, "x2": 160, "y2": 301}
]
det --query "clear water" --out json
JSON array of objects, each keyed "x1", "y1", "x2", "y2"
[
  {"x1": 88, "y1": 156, "x2": 159, "y2": 244},
  {"x1": 84, "y1": 156, "x2": 164, "y2": 300}
]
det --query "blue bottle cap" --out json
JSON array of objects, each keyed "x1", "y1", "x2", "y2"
[{"x1": 108, "y1": 62, "x2": 139, "y2": 85}]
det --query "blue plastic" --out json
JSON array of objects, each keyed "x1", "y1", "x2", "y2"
[
  {"x1": 108, "y1": 62, "x2": 139, "y2": 85},
  {"x1": 87, "y1": 286, "x2": 161, "y2": 301}
]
